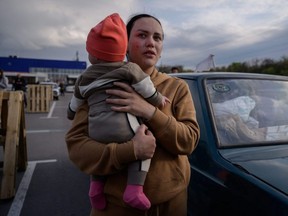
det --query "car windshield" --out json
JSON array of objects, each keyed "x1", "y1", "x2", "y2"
[{"x1": 206, "y1": 78, "x2": 288, "y2": 147}]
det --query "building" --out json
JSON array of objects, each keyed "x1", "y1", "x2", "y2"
[{"x1": 0, "y1": 56, "x2": 87, "y2": 84}]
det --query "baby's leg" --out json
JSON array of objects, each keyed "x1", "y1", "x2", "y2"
[
  {"x1": 89, "y1": 175, "x2": 107, "y2": 210},
  {"x1": 123, "y1": 159, "x2": 151, "y2": 210}
]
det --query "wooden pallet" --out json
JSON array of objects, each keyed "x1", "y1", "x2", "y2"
[
  {"x1": 26, "y1": 84, "x2": 53, "y2": 113},
  {"x1": 0, "y1": 91, "x2": 27, "y2": 199}
]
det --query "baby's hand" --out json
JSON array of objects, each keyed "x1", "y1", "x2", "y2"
[{"x1": 160, "y1": 96, "x2": 171, "y2": 108}]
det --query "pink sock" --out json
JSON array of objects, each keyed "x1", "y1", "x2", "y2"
[
  {"x1": 89, "y1": 180, "x2": 106, "y2": 210},
  {"x1": 123, "y1": 185, "x2": 151, "y2": 210}
]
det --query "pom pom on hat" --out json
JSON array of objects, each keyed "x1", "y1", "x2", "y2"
[{"x1": 86, "y1": 13, "x2": 127, "y2": 62}]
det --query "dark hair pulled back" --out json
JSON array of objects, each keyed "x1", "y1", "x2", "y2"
[{"x1": 126, "y1": 14, "x2": 163, "y2": 40}]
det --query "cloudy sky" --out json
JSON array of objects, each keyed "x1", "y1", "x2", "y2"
[{"x1": 0, "y1": 0, "x2": 287, "y2": 70}]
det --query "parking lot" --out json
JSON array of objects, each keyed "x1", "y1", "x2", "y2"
[{"x1": 0, "y1": 93, "x2": 91, "y2": 216}]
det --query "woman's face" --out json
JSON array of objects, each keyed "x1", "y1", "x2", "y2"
[{"x1": 127, "y1": 17, "x2": 163, "y2": 74}]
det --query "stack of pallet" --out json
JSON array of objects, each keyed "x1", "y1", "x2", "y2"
[
  {"x1": 26, "y1": 84, "x2": 53, "y2": 113},
  {"x1": 0, "y1": 91, "x2": 27, "y2": 199}
]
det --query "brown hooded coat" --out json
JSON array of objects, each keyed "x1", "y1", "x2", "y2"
[{"x1": 65, "y1": 69, "x2": 200, "y2": 215}]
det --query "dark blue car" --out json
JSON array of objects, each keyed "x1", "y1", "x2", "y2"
[{"x1": 172, "y1": 72, "x2": 288, "y2": 216}]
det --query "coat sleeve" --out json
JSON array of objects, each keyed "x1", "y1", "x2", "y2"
[
  {"x1": 100, "y1": 63, "x2": 164, "y2": 107},
  {"x1": 146, "y1": 78, "x2": 200, "y2": 155},
  {"x1": 65, "y1": 102, "x2": 137, "y2": 176}
]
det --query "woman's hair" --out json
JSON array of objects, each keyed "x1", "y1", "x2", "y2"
[{"x1": 126, "y1": 14, "x2": 164, "y2": 40}]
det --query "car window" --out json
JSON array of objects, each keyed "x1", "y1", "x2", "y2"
[{"x1": 206, "y1": 78, "x2": 288, "y2": 147}]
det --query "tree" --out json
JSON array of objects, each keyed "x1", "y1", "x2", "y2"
[{"x1": 213, "y1": 55, "x2": 288, "y2": 76}]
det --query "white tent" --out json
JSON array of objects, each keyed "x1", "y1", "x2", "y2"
[{"x1": 195, "y1": 54, "x2": 216, "y2": 72}]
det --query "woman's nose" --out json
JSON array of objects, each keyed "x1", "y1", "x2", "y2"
[{"x1": 145, "y1": 36, "x2": 155, "y2": 47}]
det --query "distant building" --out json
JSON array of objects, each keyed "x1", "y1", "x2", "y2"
[{"x1": 0, "y1": 56, "x2": 87, "y2": 84}]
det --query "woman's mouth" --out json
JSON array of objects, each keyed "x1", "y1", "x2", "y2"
[{"x1": 144, "y1": 50, "x2": 156, "y2": 58}]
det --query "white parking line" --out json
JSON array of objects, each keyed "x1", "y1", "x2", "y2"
[
  {"x1": 39, "y1": 101, "x2": 58, "y2": 119},
  {"x1": 48, "y1": 101, "x2": 56, "y2": 118},
  {"x1": 7, "y1": 159, "x2": 57, "y2": 216}
]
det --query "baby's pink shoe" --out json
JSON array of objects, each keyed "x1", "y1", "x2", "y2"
[
  {"x1": 89, "y1": 181, "x2": 106, "y2": 210},
  {"x1": 123, "y1": 185, "x2": 151, "y2": 210}
]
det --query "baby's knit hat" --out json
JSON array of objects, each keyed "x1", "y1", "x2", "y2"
[{"x1": 86, "y1": 13, "x2": 127, "y2": 62}]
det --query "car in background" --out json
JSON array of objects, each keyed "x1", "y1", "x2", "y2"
[
  {"x1": 65, "y1": 74, "x2": 79, "y2": 93},
  {"x1": 39, "y1": 81, "x2": 60, "y2": 100},
  {"x1": 171, "y1": 72, "x2": 288, "y2": 216},
  {"x1": 65, "y1": 85, "x2": 75, "y2": 93}
]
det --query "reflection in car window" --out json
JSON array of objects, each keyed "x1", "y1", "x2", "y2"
[{"x1": 206, "y1": 79, "x2": 288, "y2": 147}]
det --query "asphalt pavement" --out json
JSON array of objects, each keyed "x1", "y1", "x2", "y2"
[{"x1": 0, "y1": 93, "x2": 91, "y2": 216}]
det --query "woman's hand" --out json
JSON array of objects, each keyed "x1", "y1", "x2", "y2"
[
  {"x1": 132, "y1": 124, "x2": 156, "y2": 160},
  {"x1": 106, "y1": 82, "x2": 156, "y2": 120}
]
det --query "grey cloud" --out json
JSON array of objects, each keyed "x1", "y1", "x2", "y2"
[{"x1": 0, "y1": 0, "x2": 287, "y2": 70}]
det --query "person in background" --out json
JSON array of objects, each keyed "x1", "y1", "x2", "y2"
[
  {"x1": 0, "y1": 69, "x2": 9, "y2": 90},
  {"x1": 67, "y1": 13, "x2": 169, "y2": 211},
  {"x1": 59, "y1": 81, "x2": 65, "y2": 96},
  {"x1": 171, "y1": 66, "x2": 179, "y2": 73},
  {"x1": 12, "y1": 73, "x2": 27, "y2": 107},
  {"x1": 12, "y1": 73, "x2": 26, "y2": 91},
  {"x1": 66, "y1": 13, "x2": 200, "y2": 216}
]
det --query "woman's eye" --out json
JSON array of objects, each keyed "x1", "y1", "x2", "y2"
[
  {"x1": 154, "y1": 36, "x2": 162, "y2": 41},
  {"x1": 138, "y1": 33, "x2": 146, "y2": 38}
]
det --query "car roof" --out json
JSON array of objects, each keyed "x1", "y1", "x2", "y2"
[{"x1": 170, "y1": 72, "x2": 288, "y2": 81}]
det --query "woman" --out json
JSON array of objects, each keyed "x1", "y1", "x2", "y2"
[{"x1": 66, "y1": 13, "x2": 200, "y2": 216}]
